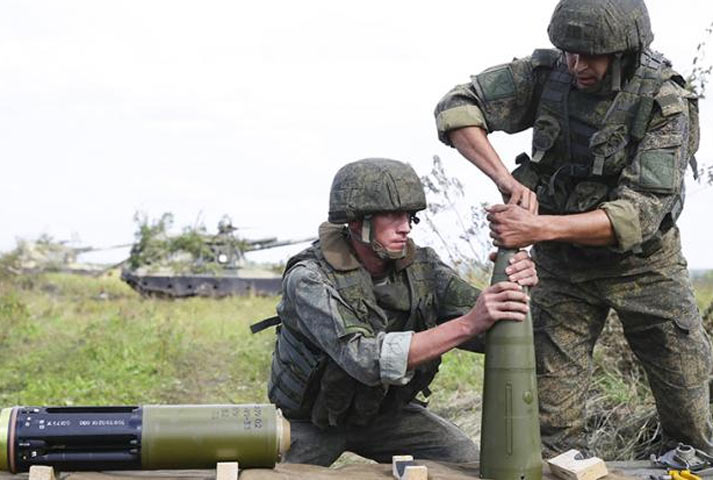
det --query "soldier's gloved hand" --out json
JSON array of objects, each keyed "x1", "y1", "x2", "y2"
[
  {"x1": 497, "y1": 176, "x2": 539, "y2": 214},
  {"x1": 488, "y1": 250, "x2": 538, "y2": 287}
]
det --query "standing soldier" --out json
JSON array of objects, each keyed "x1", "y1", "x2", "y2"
[
  {"x1": 257, "y1": 158, "x2": 537, "y2": 465},
  {"x1": 434, "y1": 0, "x2": 713, "y2": 456}
]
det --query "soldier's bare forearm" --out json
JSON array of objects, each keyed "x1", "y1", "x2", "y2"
[
  {"x1": 488, "y1": 204, "x2": 615, "y2": 248},
  {"x1": 406, "y1": 317, "x2": 476, "y2": 370},
  {"x1": 450, "y1": 127, "x2": 539, "y2": 212},
  {"x1": 449, "y1": 126, "x2": 514, "y2": 189},
  {"x1": 406, "y1": 280, "x2": 529, "y2": 369},
  {"x1": 539, "y1": 210, "x2": 615, "y2": 246}
]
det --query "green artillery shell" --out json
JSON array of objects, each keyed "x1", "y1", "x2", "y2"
[{"x1": 480, "y1": 249, "x2": 543, "y2": 480}]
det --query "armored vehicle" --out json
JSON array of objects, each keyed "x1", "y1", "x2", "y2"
[
  {"x1": 120, "y1": 214, "x2": 312, "y2": 297},
  {"x1": 4, "y1": 235, "x2": 126, "y2": 275}
]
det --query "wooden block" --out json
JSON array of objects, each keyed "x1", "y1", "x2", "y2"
[
  {"x1": 547, "y1": 449, "x2": 608, "y2": 480},
  {"x1": 402, "y1": 465, "x2": 428, "y2": 480},
  {"x1": 392, "y1": 455, "x2": 428, "y2": 480},
  {"x1": 392, "y1": 455, "x2": 414, "y2": 479},
  {"x1": 216, "y1": 461, "x2": 239, "y2": 480},
  {"x1": 29, "y1": 466, "x2": 55, "y2": 480}
]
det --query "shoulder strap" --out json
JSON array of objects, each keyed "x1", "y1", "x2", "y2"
[
  {"x1": 250, "y1": 315, "x2": 281, "y2": 334},
  {"x1": 630, "y1": 50, "x2": 669, "y2": 141},
  {"x1": 283, "y1": 244, "x2": 320, "y2": 278},
  {"x1": 535, "y1": 64, "x2": 573, "y2": 164},
  {"x1": 531, "y1": 49, "x2": 560, "y2": 70}
]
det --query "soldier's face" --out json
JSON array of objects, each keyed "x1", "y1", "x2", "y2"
[
  {"x1": 564, "y1": 52, "x2": 612, "y2": 89},
  {"x1": 371, "y1": 212, "x2": 411, "y2": 252}
]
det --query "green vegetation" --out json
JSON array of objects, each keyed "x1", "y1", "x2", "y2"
[
  {"x1": 693, "y1": 271, "x2": 713, "y2": 321},
  {"x1": 129, "y1": 212, "x2": 215, "y2": 273},
  {"x1": 0, "y1": 269, "x2": 482, "y2": 409},
  {"x1": 0, "y1": 271, "x2": 275, "y2": 406},
  {"x1": 128, "y1": 212, "x2": 248, "y2": 274},
  {"x1": 2, "y1": 267, "x2": 713, "y2": 461}
]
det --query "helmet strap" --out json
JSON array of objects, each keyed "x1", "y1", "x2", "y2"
[
  {"x1": 371, "y1": 240, "x2": 407, "y2": 260},
  {"x1": 611, "y1": 53, "x2": 623, "y2": 92},
  {"x1": 360, "y1": 215, "x2": 372, "y2": 244},
  {"x1": 355, "y1": 215, "x2": 407, "y2": 261}
]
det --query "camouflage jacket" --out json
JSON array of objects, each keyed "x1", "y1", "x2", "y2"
[
  {"x1": 435, "y1": 49, "x2": 698, "y2": 280},
  {"x1": 269, "y1": 222, "x2": 481, "y2": 424}
]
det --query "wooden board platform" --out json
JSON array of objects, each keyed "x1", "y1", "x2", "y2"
[{"x1": 0, "y1": 461, "x2": 664, "y2": 480}]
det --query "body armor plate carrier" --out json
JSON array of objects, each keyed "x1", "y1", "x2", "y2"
[{"x1": 256, "y1": 239, "x2": 444, "y2": 428}]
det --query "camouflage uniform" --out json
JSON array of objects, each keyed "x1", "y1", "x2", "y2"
[
  {"x1": 434, "y1": 2, "x2": 713, "y2": 456},
  {"x1": 265, "y1": 159, "x2": 483, "y2": 465}
]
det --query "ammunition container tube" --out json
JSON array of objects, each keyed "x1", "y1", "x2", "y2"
[
  {"x1": 0, "y1": 404, "x2": 289, "y2": 473},
  {"x1": 141, "y1": 404, "x2": 286, "y2": 469},
  {"x1": 0, "y1": 407, "x2": 11, "y2": 471}
]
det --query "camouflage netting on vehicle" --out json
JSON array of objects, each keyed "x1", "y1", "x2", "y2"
[
  {"x1": 547, "y1": 0, "x2": 653, "y2": 54},
  {"x1": 122, "y1": 213, "x2": 299, "y2": 297},
  {"x1": 127, "y1": 213, "x2": 244, "y2": 275}
]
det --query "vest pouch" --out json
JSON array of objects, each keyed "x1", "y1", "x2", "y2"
[
  {"x1": 564, "y1": 181, "x2": 609, "y2": 213},
  {"x1": 414, "y1": 293, "x2": 438, "y2": 330},
  {"x1": 633, "y1": 133, "x2": 683, "y2": 194},
  {"x1": 512, "y1": 159, "x2": 540, "y2": 192},
  {"x1": 329, "y1": 267, "x2": 386, "y2": 337},
  {"x1": 268, "y1": 326, "x2": 327, "y2": 419},
  {"x1": 589, "y1": 124, "x2": 630, "y2": 176},
  {"x1": 532, "y1": 114, "x2": 561, "y2": 164},
  {"x1": 310, "y1": 361, "x2": 356, "y2": 429},
  {"x1": 348, "y1": 382, "x2": 388, "y2": 427},
  {"x1": 536, "y1": 181, "x2": 569, "y2": 214},
  {"x1": 405, "y1": 266, "x2": 439, "y2": 331},
  {"x1": 373, "y1": 279, "x2": 410, "y2": 313},
  {"x1": 310, "y1": 361, "x2": 387, "y2": 429}
]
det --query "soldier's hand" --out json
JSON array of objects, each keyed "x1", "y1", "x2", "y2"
[
  {"x1": 497, "y1": 177, "x2": 538, "y2": 214},
  {"x1": 488, "y1": 250, "x2": 538, "y2": 287},
  {"x1": 487, "y1": 204, "x2": 542, "y2": 248},
  {"x1": 467, "y1": 281, "x2": 529, "y2": 332}
]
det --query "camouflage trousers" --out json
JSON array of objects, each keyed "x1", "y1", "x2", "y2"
[
  {"x1": 282, "y1": 403, "x2": 478, "y2": 466},
  {"x1": 531, "y1": 258, "x2": 713, "y2": 456}
]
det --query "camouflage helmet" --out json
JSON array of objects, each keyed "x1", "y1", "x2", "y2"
[
  {"x1": 328, "y1": 158, "x2": 426, "y2": 223},
  {"x1": 547, "y1": 0, "x2": 654, "y2": 55}
]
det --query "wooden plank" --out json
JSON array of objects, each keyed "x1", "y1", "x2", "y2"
[{"x1": 0, "y1": 460, "x2": 669, "y2": 480}]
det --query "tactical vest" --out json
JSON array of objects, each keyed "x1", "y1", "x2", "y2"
[
  {"x1": 266, "y1": 240, "x2": 443, "y2": 425},
  {"x1": 514, "y1": 48, "x2": 695, "y2": 259}
]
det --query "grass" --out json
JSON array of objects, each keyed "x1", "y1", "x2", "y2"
[
  {"x1": 693, "y1": 271, "x2": 713, "y2": 322},
  {"x1": 0, "y1": 270, "x2": 276, "y2": 406},
  {"x1": 0, "y1": 269, "x2": 484, "y2": 409},
  {"x1": 0, "y1": 268, "x2": 487, "y2": 449}
]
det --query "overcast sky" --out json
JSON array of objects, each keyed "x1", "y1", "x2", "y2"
[{"x1": 2, "y1": 1, "x2": 713, "y2": 268}]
